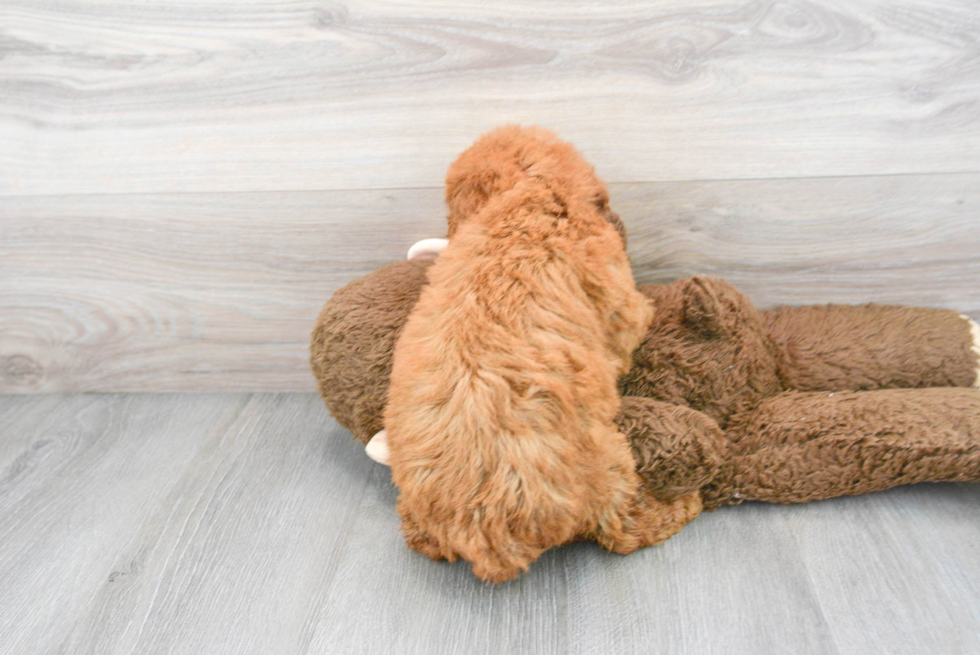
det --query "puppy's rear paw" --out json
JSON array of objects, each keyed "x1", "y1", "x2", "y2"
[
  {"x1": 400, "y1": 513, "x2": 447, "y2": 562},
  {"x1": 603, "y1": 491, "x2": 703, "y2": 555},
  {"x1": 470, "y1": 556, "x2": 527, "y2": 584},
  {"x1": 464, "y1": 533, "x2": 545, "y2": 583},
  {"x1": 398, "y1": 505, "x2": 543, "y2": 580}
]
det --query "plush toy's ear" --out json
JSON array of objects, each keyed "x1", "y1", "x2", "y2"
[
  {"x1": 680, "y1": 276, "x2": 762, "y2": 340},
  {"x1": 603, "y1": 207, "x2": 627, "y2": 248},
  {"x1": 681, "y1": 277, "x2": 727, "y2": 338}
]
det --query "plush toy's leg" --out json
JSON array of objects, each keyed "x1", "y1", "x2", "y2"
[
  {"x1": 704, "y1": 388, "x2": 980, "y2": 507},
  {"x1": 763, "y1": 305, "x2": 980, "y2": 391}
]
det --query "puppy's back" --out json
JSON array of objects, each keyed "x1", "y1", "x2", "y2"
[{"x1": 386, "y1": 128, "x2": 652, "y2": 581}]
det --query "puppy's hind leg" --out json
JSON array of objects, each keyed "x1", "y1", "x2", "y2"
[
  {"x1": 589, "y1": 434, "x2": 703, "y2": 555},
  {"x1": 397, "y1": 499, "x2": 447, "y2": 562},
  {"x1": 615, "y1": 492, "x2": 703, "y2": 554}
]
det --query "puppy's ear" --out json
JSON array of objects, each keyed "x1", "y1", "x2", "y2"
[
  {"x1": 603, "y1": 207, "x2": 627, "y2": 248},
  {"x1": 446, "y1": 179, "x2": 490, "y2": 237},
  {"x1": 591, "y1": 186, "x2": 626, "y2": 248}
]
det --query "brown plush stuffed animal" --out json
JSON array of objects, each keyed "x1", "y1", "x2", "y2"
[{"x1": 311, "y1": 129, "x2": 980, "y2": 580}]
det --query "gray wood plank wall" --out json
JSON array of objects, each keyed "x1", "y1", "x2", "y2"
[{"x1": 2, "y1": 0, "x2": 979, "y2": 392}]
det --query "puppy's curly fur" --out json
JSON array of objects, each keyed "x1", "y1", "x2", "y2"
[{"x1": 385, "y1": 126, "x2": 701, "y2": 582}]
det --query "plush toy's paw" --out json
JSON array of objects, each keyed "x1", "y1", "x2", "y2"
[
  {"x1": 407, "y1": 238, "x2": 449, "y2": 260},
  {"x1": 962, "y1": 315, "x2": 980, "y2": 388},
  {"x1": 365, "y1": 430, "x2": 390, "y2": 465},
  {"x1": 617, "y1": 397, "x2": 724, "y2": 500}
]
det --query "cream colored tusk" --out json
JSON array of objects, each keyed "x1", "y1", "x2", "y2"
[
  {"x1": 961, "y1": 315, "x2": 980, "y2": 388},
  {"x1": 407, "y1": 238, "x2": 449, "y2": 260},
  {"x1": 365, "y1": 429, "x2": 390, "y2": 465}
]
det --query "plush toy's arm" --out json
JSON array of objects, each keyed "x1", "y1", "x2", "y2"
[
  {"x1": 703, "y1": 387, "x2": 980, "y2": 507},
  {"x1": 763, "y1": 304, "x2": 980, "y2": 392},
  {"x1": 616, "y1": 397, "x2": 726, "y2": 502}
]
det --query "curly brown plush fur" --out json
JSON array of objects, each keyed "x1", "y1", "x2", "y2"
[{"x1": 384, "y1": 126, "x2": 699, "y2": 582}]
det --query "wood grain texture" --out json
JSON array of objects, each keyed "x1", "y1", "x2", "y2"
[
  {"x1": 2, "y1": 174, "x2": 978, "y2": 392},
  {"x1": 0, "y1": 393, "x2": 977, "y2": 654},
  {"x1": 786, "y1": 484, "x2": 980, "y2": 655},
  {"x1": 311, "y1": 469, "x2": 840, "y2": 655},
  {"x1": 57, "y1": 394, "x2": 375, "y2": 655},
  {"x1": 0, "y1": 189, "x2": 446, "y2": 392},
  {"x1": 0, "y1": 394, "x2": 233, "y2": 654},
  {"x1": 0, "y1": 393, "x2": 376, "y2": 655},
  {"x1": 619, "y1": 174, "x2": 980, "y2": 311},
  {"x1": 2, "y1": 0, "x2": 980, "y2": 195}
]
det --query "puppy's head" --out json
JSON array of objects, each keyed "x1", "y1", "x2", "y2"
[{"x1": 445, "y1": 125, "x2": 623, "y2": 244}]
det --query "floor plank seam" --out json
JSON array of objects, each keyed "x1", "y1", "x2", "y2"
[
  {"x1": 779, "y1": 511, "x2": 843, "y2": 655},
  {"x1": 4, "y1": 169, "x2": 980, "y2": 202},
  {"x1": 300, "y1": 464, "x2": 377, "y2": 655}
]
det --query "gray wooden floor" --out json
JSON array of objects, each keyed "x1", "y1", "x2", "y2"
[{"x1": 1, "y1": 393, "x2": 977, "y2": 655}]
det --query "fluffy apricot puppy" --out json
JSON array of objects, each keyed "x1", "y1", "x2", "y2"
[{"x1": 384, "y1": 126, "x2": 701, "y2": 582}]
